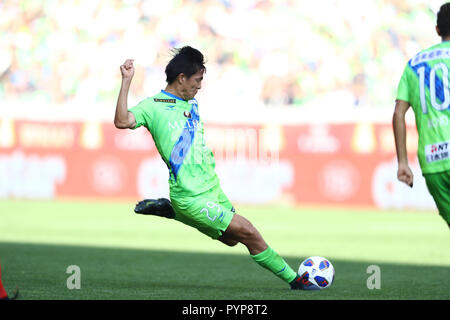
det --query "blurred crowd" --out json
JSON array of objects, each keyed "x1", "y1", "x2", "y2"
[{"x1": 0, "y1": 0, "x2": 443, "y2": 112}]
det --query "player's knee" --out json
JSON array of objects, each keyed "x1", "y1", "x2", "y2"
[
  {"x1": 225, "y1": 239, "x2": 239, "y2": 247},
  {"x1": 219, "y1": 236, "x2": 239, "y2": 247},
  {"x1": 218, "y1": 234, "x2": 239, "y2": 247}
]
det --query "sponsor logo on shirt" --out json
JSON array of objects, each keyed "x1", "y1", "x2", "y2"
[
  {"x1": 425, "y1": 140, "x2": 450, "y2": 163},
  {"x1": 411, "y1": 48, "x2": 450, "y2": 66},
  {"x1": 168, "y1": 119, "x2": 200, "y2": 132},
  {"x1": 154, "y1": 98, "x2": 176, "y2": 103}
]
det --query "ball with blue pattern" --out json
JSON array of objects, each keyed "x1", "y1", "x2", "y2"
[{"x1": 297, "y1": 256, "x2": 335, "y2": 290}]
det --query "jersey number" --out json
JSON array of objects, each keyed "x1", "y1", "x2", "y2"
[
  {"x1": 200, "y1": 201, "x2": 222, "y2": 222},
  {"x1": 417, "y1": 63, "x2": 450, "y2": 114}
]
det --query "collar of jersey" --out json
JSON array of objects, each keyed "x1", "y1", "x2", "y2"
[{"x1": 161, "y1": 90, "x2": 185, "y2": 101}]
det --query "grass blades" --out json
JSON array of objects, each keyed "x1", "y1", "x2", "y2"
[{"x1": 0, "y1": 199, "x2": 449, "y2": 300}]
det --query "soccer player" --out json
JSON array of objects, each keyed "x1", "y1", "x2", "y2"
[
  {"x1": 114, "y1": 46, "x2": 306, "y2": 289},
  {"x1": 393, "y1": 2, "x2": 450, "y2": 229}
]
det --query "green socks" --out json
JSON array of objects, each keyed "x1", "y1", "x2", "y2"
[{"x1": 251, "y1": 246, "x2": 297, "y2": 283}]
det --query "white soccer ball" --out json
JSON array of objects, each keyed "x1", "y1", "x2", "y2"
[{"x1": 297, "y1": 256, "x2": 335, "y2": 290}]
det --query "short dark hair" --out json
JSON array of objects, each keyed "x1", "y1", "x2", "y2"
[
  {"x1": 165, "y1": 46, "x2": 206, "y2": 84},
  {"x1": 437, "y1": 2, "x2": 450, "y2": 37}
]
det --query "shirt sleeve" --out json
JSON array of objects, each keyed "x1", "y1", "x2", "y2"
[
  {"x1": 396, "y1": 62, "x2": 410, "y2": 102},
  {"x1": 129, "y1": 98, "x2": 152, "y2": 130}
]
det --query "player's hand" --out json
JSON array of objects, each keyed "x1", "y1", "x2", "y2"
[
  {"x1": 397, "y1": 163, "x2": 413, "y2": 188},
  {"x1": 120, "y1": 59, "x2": 135, "y2": 80}
]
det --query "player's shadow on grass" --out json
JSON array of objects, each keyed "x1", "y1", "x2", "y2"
[{"x1": 0, "y1": 241, "x2": 449, "y2": 300}]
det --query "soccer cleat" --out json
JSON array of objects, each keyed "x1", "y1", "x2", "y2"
[
  {"x1": 289, "y1": 275, "x2": 306, "y2": 290},
  {"x1": 0, "y1": 286, "x2": 19, "y2": 300},
  {"x1": 134, "y1": 198, "x2": 175, "y2": 219}
]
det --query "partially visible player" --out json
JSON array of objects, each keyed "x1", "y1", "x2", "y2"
[
  {"x1": 393, "y1": 2, "x2": 450, "y2": 228},
  {"x1": 114, "y1": 47, "x2": 306, "y2": 289},
  {"x1": 0, "y1": 263, "x2": 19, "y2": 300}
]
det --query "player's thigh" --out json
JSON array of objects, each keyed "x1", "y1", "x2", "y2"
[
  {"x1": 171, "y1": 192, "x2": 235, "y2": 240},
  {"x1": 424, "y1": 171, "x2": 450, "y2": 223}
]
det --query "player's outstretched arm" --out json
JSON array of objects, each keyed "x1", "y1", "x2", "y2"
[
  {"x1": 393, "y1": 99, "x2": 414, "y2": 187},
  {"x1": 114, "y1": 59, "x2": 137, "y2": 129}
]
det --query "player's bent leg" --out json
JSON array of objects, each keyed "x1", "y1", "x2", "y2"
[
  {"x1": 222, "y1": 214, "x2": 267, "y2": 255},
  {"x1": 223, "y1": 214, "x2": 299, "y2": 288},
  {"x1": 170, "y1": 191, "x2": 301, "y2": 289}
]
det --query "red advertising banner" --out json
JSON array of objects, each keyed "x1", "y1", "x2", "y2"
[{"x1": 0, "y1": 118, "x2": 436, "y2": 210}]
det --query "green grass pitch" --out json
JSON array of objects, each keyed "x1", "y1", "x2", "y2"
[{"x1": 0, "y1": 199, "x2": 449, "y2": 300}]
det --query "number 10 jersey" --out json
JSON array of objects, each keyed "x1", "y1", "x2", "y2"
[{"x1": 397, "y1": 41, "x2": 450, "y2": 174}]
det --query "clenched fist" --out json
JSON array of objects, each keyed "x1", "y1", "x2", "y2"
[
  {"x1": 120, "y1": 59, "x2": 135, "y2": 80},
  {"x1": 397, "y1": 162, "x2": 414, "y2": 188}
]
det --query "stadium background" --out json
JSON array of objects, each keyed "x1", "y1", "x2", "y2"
[{"x1": 0, "y1": 0, "x2": 443, "y2": 209}]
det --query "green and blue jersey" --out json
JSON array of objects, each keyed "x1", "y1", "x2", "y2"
[
  {"x1": 129, "y1": 90, "x2": 219, "y2": 196},
  {"x1": 397, "y1": 42, "x2": 450, "y2": 174}
]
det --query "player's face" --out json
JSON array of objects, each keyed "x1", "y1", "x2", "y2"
[{"x1": 182, "y1": 69, "x2": 204, "y2": 100}]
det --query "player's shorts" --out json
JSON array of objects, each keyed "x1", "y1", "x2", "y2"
[
  {"x1": 423, "y1": 170, "x2": 450, "y2": 223},
  {"x1": 170, "y1": 185, "x2": 236, "y2": 240}
]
